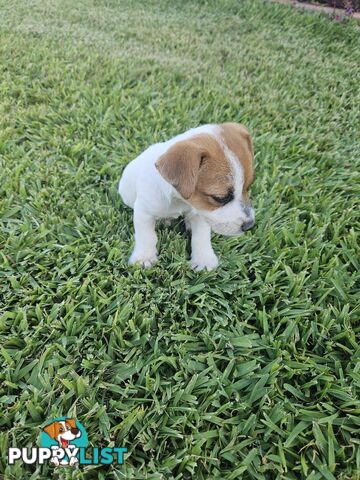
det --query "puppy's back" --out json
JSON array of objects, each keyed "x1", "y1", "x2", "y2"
[
  {"x1": 118, "y1": 143, "x2": 167, "y2": 209},
  {"x1": 118, "y1": 160, "x2": 138, "y2": 208}
]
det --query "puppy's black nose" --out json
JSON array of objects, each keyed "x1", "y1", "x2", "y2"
[
  {"x1": 242, "y1": 219, "x2": 255, "y2": 232},
  {"x1": 71, "y1": 428, "x2": 80, "y2": 435}
]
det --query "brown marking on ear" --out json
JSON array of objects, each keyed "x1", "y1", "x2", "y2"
[
  {"x1": 156, "y1": 133, "x2": 233, "y2": 209},
  {"x1": 43, "y1": 421, "x2": 60, "y2": 439},
  {"x1": 66, "y1": 418, "x2": 76, "y2": 429},
  {"x1": 220, "y1": 122, "x2": 254, "y2": 200},
  {"x1": 156, "y1": 138, "x2": 205, "y2": 199}
]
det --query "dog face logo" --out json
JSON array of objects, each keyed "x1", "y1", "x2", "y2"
[
  {"x1": 43, "y1": 419, "x2": 81, "y2": 449},
  {"x1": 41, "y1": 417, "x2": 87, "y2": 467}
]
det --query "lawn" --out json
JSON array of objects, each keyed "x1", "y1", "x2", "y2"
[{"x1": 0, "y1": 0, "x2": 359, "y2": 478}]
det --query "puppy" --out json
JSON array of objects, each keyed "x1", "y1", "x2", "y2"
[
  {"x1": 43, "y1": 418, "x2": 81, "y2": 466},
  {"x1": 118, "y1": 122, "x2": 255, "y2": 271}
]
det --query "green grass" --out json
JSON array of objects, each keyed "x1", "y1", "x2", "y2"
[{"x1": 0, "y1": 0, "x2": 359, "y2": 478}]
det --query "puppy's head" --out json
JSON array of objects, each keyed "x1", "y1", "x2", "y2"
[
  {"x1": 43, "y1": 418, "x2": 81, "y2": 447},
  {"x1": 156, "y1": 122, "x2": 255, "y2": 236}
]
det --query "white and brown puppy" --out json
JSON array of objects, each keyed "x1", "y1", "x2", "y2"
[
  {"x1": 43, "y1": 418, "x2": 81, "y2": 466},
  {"x1": 118, "y1": 122, "x2": 255, "y2": 271}
]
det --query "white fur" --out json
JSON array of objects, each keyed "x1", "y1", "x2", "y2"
[{"x1": 118, "y1": 124, "x2": 254, "y2": 270}]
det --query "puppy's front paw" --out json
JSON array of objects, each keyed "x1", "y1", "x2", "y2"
[
  {"x1": 69, "y1": 457, "x2": 78, "y2": 466},
  {"x1": 129, "y1": 250, "x2": 158, "y2": 268},
  {"x1": 190, "y1": 252, "x2": 219, "y2": 271}
]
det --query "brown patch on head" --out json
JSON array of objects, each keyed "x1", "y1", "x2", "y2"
[
  {"x1": 66, "y1": 418, "x2": 77, "y2": 429},
  {"x1": 43, "y1": 421, "x2": 62, "y2": 439},
  {"x1": 156, "y1": 133, "x2": 233, "y2": 210},
  {"x1": 220, "y1": 122, "x2": 254, "y2": 201},
  {"x1": 43, "y1": 419, "x2": 77, "y2": 439}
]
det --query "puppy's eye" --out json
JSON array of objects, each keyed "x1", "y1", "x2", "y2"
[
  {"x1": 59, "y1": 428, "x2": 64, "y2": 433},
  {"x1": 211, "y1": 191, "x2": 234, "y2": 205},
  {"x1": 200, "y1": 155, "x2": 207, "y2": 167}
]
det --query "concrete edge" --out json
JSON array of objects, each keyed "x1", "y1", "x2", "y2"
[{"x1": 268, "y1": 0, "x2": 360, "y2": 21}]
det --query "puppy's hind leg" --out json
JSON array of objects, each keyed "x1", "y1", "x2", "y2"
[{"x1": 129, "y1": 201, "x2": 158, "y2": 268}]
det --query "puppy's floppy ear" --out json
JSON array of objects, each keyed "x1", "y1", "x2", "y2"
[
  {"x1": 66, "y1": 418, "x2": 76, "y2": 429},
  {"x1": 239, "y1": 124, "x2": 254, "y2": 158},
  {"x1": 43, "y1": 422, "x2": 57, "y2": 439},
  {"x1": 155, "y1": 139, "x2": 206, "y2": 199}
]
